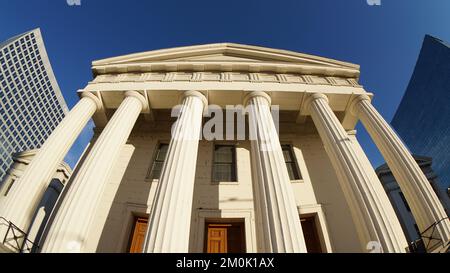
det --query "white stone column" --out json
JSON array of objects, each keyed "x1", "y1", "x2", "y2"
[
  {"x1": 143, "y1": 91, "x2": 207, "y2": 253},
  {"x1": 350, "y1": 94, "x2": 450, "y2": 249},
  {"x1": 307, "y1": 93, "x2": 407, "y2": 253},
  {"x1": 0, "y1": 92, "x2": 101, "y2": 238},
  {"x1": 41, "y1": 91, "x2": 148, "y2": 253},
  {"x1": 245, "y1": 91, "x2": 307, "y2": 253}
]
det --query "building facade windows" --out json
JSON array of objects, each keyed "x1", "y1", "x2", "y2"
[
  {"x1": 212, "y1": 144, "x2": 237, "y2": 183},
  {"x1": 0, "y1": 29, "x2": 68, "y2": 181},
  {"x1": 281, "y1": 144, "x2": 302, "y2": 181},
  {"x1": 147, "y1": 143, "x2": 169, "y2": 181}
]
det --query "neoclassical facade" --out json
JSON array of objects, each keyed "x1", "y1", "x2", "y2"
[{"x1": 0, "y1": 43, "x2": 449, "y2": 253}]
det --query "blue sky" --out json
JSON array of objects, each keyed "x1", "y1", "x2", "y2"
[{"x1": 1, "y1": 0, "x2": 449, "y2": 168}]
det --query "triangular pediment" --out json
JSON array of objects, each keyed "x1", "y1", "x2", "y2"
[
  {"x1": 91, "y1": 43, "x2": 360, "y2": 78},
  {"x1": 93, "y1": 43, "x2": 358, "y2": 69},
  {"x1": 161, "y1": 53, "x2": 273, "y2": 63}
]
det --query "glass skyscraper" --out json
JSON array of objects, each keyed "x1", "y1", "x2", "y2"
[
  {"x1": 391, "y1": 35, "x2": 450, "y2": 194},
  {"x1": 0, "y1": 29, "x2": 68, "y2": 182}
]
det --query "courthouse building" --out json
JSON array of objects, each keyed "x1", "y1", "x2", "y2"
[{"x1": 0, "y1": 43, "x2": 449, "y2": 253}]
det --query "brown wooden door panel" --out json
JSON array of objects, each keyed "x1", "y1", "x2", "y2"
[
  {"x1": 205, "y1": 221, "x2": 245, "y2": 253},
  {"x1": 128, "y1": 217, "x2": 148, "y2": 253},
  {"x1": 207, "y1": 227, "x2": 227, "y2": 253}
]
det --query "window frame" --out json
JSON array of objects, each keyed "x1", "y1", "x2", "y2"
[
  {"x1": 146, "y1": 142, "x2": 170, "y2": 182},
  {"x1": 281, "y1": 144, "x2": 303, "y2": 182},
  {"x1": 211, "y1": 143, "x2": 238, "y2": 184}
]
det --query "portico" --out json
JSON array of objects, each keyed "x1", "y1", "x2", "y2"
[{"x1": 1, "y1": 43, "x2": 448, "y2": 253}]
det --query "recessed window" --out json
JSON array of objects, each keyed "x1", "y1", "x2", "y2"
[
  {"x1": 147, "y1": 143, "x2": 169, "y2": 180},
  {"x1": 213, "y1": 145, "x2": 237, "y2": 182},
  {"x1": 281, "y1": 145, "x2": 302, "y2": 180}
]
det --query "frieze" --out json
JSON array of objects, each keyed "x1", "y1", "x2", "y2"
[{"x1": 91, "y1": 72, "x2": 360, "y2": 87}]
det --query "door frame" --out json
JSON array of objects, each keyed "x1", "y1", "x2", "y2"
[
  {"x1": 204, "y1": 221, "x2": 246, "y2": 253},
  {"x1": 193, "y1": 209, "x2": 256, "y2": 253},
  {"x1": 298, "y1": 204, "x2": 333, "y2": 253},
  {"x1": 127, "y1": 216, "x2": 149, "y2": 253}
]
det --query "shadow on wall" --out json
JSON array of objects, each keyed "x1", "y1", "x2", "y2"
[
  {"x1": 188, "y1": 140, "x2": 220, "y2": 253},
  {"x1": 96, "y1": 139, "x2": 154, "y2": 253},
  {"x1": 300, "y1": 135, "x2": 363, "y2": 253}
]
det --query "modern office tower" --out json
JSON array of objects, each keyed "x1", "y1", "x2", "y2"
[
  {"x1": 0, "y1": 29, "x2": 68, "y2": 182},
  {"x1": 391, "y1": 35, "x2": 450, "y2": 196}
]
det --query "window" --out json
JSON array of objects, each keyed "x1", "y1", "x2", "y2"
[
  {"x1": 399, "y1": 192, "x2": 411, "y2": 212},
  {"x1": 213, "y1": 145, "x2": 237, "y2": 182},
  {"x1": 281, "y1": 145, "x2": 302, "y2": 180},
  {"x1": 148, "y1": 143, "x2": 169, "y2": 180}
]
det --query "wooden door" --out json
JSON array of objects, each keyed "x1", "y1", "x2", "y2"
[
  {"x1": 205, "y1": 222, "x2": 245, "y2": 253},
  {"x1": 207, "y1": 226, "x2": 228, "y2": 253},
  {"x1": 128, "y1": 217, "x2": 148, "y2": 253}
]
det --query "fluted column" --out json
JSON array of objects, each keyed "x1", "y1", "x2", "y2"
[
  {"x1": 350, "y1": 94, "x2": 450, "y2": 249},
  {"x1": 41, "y1": 91, "x2": 148, "y2": 253},
  {"x1": 307, "y1": 93, "x2": 407, "y2": 252},
  {"x1": 245, "y1": 91, "x2": 307, "y2": 253},
  {"x1": 143, "y1": 91, "x2": 207, "y2": 253},
  {"x1": 0, "y1": 92, "x2": 102, "y2": 239}
]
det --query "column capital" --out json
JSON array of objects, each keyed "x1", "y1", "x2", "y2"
[
  {"x1": 305, "y1": 93, "x2": 329, "y2": 109},
  {"x1": 125, "y1": 91, "x2": 149, "y2": 111},
  {"x1": 181, "y1": 90, "x2": 208, "y2": 107},
  {"x1": 349, "y1": 94, "x2": 372, "y2": 116},
  {"x1": 243, "y1": 91, "x2": 272, "y2": 106},
  {"x1": 80, "y1": 92, "x2": 103, "y2": 111}
]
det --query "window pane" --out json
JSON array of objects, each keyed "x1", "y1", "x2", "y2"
[
  {"x1": 214, "y1": 145, "x2": 233, "y2": 163},
  {"x1": 149, "y1": 143, "x2": 169, "y2": 180},
  {"x1": 213, "y1": 145, "x2": 237, "y2": 182},
  {"x1": 286, "y1": 163, "x2": 300, "y2": 180},
  {"x1": 156, "y1": 144, "x2": 169, "y2": 161},
  {"x1": 150, "y1": 162, "x2": 164, "y2": 180},
  {"x1": 282, "y1": 148, "x2": 293, "y2": 162},
  {"x1": 213, "y1": 163, "x2": 235, "y2": 182},
  {"x1": 281, "y1": 145, "x2": 301, "y2": 180}
]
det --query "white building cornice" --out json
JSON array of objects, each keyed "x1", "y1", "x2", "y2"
[{"x1": 91, "y1": 43, "x2": 361, "y2": 79}]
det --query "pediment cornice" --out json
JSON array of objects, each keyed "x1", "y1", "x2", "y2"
[{"x1": 91, "y1": 43, "x2": 360, "y2": 79}]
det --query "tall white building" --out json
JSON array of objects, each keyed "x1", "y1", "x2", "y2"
[
  {"x1": 0, "y1": 28, "x2": 68, "y2": 182},
  {"x1": 0, "y1": 43, "x2": 449, "y2": 253}
]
